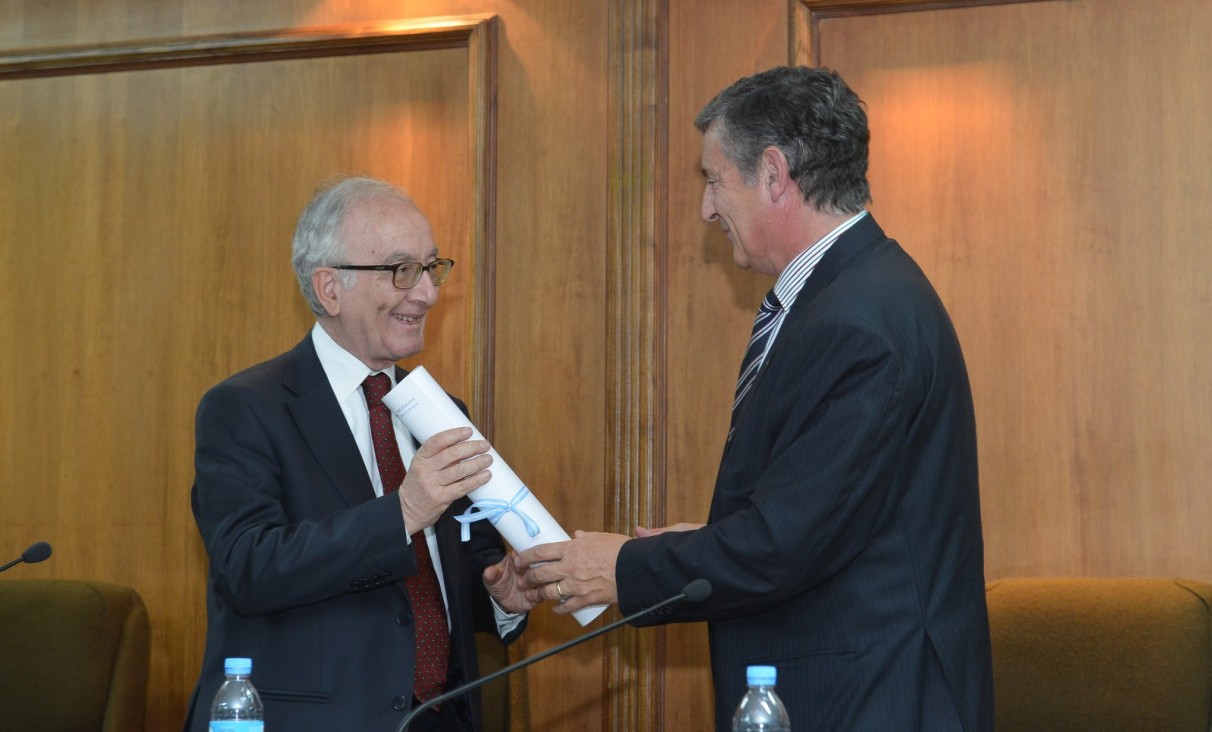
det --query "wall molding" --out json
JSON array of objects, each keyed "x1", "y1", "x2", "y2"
[
  {"x1": 790, "y1": 0, "x2": 1051, "y2": 65},
  {"x1": 605, "y1": 0, "x2": 669, "y2": 729}
]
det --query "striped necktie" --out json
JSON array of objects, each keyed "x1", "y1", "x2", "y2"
[
  {"x1": 729, "y1": 290, "x2": 782, "y2": 440},
  {"x1": 362, "y1": 373, "x2": 450, "y2": 706}
]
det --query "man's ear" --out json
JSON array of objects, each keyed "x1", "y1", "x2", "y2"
[
  {"x1": 761, "y1": 146, "x2": 793, "y2": 202},
  {"x1": 312, "y1": 268, "x2": 342, "y2": 317}
]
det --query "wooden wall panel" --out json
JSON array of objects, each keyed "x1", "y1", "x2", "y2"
[
  {"x1": 801, "y1": 0, "x2": 1212, "y2": 581},
  {"x1": 1, "y1": 2, "x2": 614, "y2": 730},
  {"x1": 15, "y1": 0, "x2": 1207, "y2": 730},
  {"x1": 482, "y1": 2, "x2": 611, "y2": 729},
  {"x1": 657, "y1": 0, "x2": 1212, "y2": 727},
  {"x1": 0, "y1": 18, "x2": 493, "y2": 730}
]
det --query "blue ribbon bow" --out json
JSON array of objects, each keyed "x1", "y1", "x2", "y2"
[{"x1": 455, "y1": 485, "x2": 541, "y2": 542}]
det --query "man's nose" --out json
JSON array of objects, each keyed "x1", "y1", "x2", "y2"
[
  {"x1": 700, "y1": 187, "x2": 718, "y2": 222},
  {"x1": 410, "y1": 268, "x2": 440, "y2": 305}
]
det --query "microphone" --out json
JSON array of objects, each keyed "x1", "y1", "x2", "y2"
[
  {"x1": 0, "y1": 541, "x2": 53, "y2": 574},
  {"x1": 394, "y1": 578, "x2": 712, "y2": 732}
]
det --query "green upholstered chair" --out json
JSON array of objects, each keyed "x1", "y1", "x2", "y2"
[
  {"x1": 0, "y1": 579, "x2": 151, "y2": 731},
  {"x1": 987, "y1": 577, "x2": 1212, "y2": 731}
]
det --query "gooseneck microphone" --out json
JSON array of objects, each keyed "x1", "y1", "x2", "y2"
[
  {"x1": 394, "y1": 578, "x2": 712, "y2": 732},
  {"x1": 0, "y1": 541, "x2": 53, "y2": 574}
]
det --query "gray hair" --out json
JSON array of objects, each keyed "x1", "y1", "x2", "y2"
[
  {"x1": 291, "y1": 176, "x2": 412, "y2": 316},
  {"x1": 695, "y1": 66, "x2": 871, "y2": 214}
]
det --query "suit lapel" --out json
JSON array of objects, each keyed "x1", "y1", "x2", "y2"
[
  {"x1": 729, "y1": 215, "x2": 888, "y2": 438},
  {"x1": 282, "y1": 335, "x2": 377, "y2": 508},
  {"x1": 435, "y1": 504, "x2": 469, "y2": 630},
  {"x1": 284, "y1": 346, "x2": 472, "y2": 623},
  {"x1": 786, "y1": 214, "x2": 884, "y2": 315}
]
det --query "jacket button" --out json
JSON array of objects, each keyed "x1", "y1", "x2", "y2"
[
  {"x1": 396, "y1": 612, "x2": 413, "y2": 626},
  {"x1": 392, "y1": 695, "x2": 408, "y2": 711}
]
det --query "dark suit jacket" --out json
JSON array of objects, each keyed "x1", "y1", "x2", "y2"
[
  {"x1": 185, "y1": 334, "x2": 522, "y2": 731},
  {"x1": 617, "y1": 215, "x2": 993, "y2": 731}
]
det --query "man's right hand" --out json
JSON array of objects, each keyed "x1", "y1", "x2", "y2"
[{"x1": 397, "y1": 427, "x2": 492, "y2": 534}]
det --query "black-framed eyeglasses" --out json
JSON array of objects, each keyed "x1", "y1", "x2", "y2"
[{"x1": 328, "y1": 258, "x2": 455, "y2": 289}]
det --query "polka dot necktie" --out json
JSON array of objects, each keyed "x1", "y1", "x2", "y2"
[{"x1": 362, "y1": 373, "x2": 450, "y2": 706}]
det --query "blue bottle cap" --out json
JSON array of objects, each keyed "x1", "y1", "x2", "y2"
[
  {"x1": 224, "y1": 657, "x2": 253, "y2": 675},
  {"x1": 746, "y1": 665, "x2": 777, "y2": 686}
]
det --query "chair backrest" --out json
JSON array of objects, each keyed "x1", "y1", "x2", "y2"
[
  {"x1": 987, "y1": 577, "x2": 1212, "y2": 732},
  {"x1": 0, "y1": 579, "x2": 151, "y2": 731}
]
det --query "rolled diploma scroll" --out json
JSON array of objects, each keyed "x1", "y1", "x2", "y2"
[{"x1": 382, "y1": 366, "x2": 606, "y2": 626}]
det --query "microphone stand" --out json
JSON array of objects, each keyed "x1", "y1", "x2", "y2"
[
  {"x1": 395, "y1": 580, "x2": 711, "y2": 732},
  {"x1": 0, "y1": 541, "x2": 52, "y2": 574}
]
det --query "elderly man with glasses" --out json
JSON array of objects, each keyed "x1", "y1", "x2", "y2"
[{"x1": 185, "y1": 176, "x2": 534, "y2": 732}]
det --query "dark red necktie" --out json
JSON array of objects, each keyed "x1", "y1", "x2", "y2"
[{"x1": 362, "y1": 373, "x2": 450, "y2": 705}]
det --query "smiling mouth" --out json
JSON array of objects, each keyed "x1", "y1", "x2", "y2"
[{"x1": 393, "y1": 313, "x2": 425, "y2": 325}]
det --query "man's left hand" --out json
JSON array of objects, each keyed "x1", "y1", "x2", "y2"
[{"x1": 483, "y1": 551, "x2": 537, "y2": 614}]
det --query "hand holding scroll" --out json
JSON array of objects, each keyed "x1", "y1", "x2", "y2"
[
  {"x1": 516, "y1": 530, "x2": 629, "y2": 615},
  {"x1": 384, "y1": 366, "x2": 607, "y2": 624},
  {"x1": 398, "y1": 427, "x2": 493, "y2": 535}
]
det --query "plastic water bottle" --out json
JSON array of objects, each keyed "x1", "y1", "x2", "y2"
[
  {"x1": 732, "y1": 664, "x2": 790, "y2": 731},
  {"x1": 210, "y1": 657, "x2": 265, "y2": 731}
]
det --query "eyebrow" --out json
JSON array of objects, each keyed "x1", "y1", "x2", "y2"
[{"x1": 385, "y1": 248, "x2": 441, "y2": 264}]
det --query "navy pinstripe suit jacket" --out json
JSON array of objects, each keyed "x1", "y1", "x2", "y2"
[{"x1": 617, "y1": 214, "x2": 994, "y2": 730}]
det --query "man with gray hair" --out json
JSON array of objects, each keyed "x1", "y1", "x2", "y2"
[
  {"x1": 518, "y1": 67, "x2": 994, "y2": 730},
  {"x1": 186, "y1": 177, "x2": 533, "y2": 731}
]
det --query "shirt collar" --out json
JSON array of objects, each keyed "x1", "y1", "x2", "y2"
[
  {"x1": 774, "y1": 210, "x2": 868, "y2": 309},
  {"x1": 311, "y1": 322, "x2": 395, "y2": 403}
]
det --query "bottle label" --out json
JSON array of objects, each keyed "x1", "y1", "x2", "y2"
[{"x1": 210, "y1": 723, "x2": 264, "y2": 732}]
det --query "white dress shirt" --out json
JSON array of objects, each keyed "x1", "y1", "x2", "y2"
[{"x1": 310, "y1": 322, "x2": 522, "y2": 635}]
